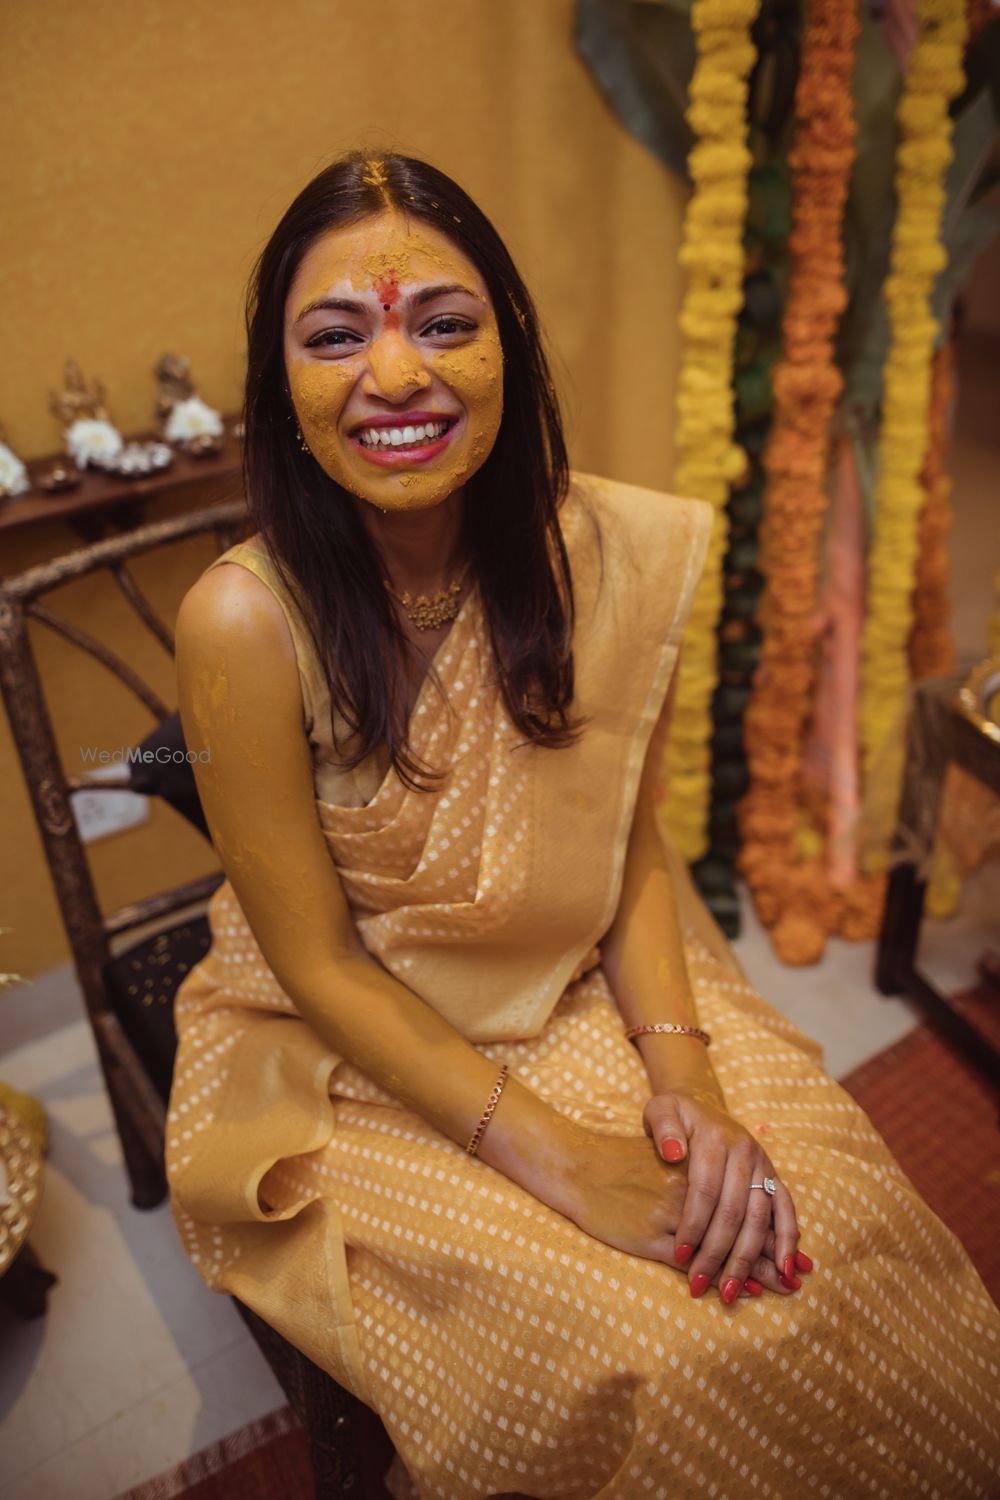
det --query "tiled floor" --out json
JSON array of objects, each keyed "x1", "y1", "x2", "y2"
[{"x1": 2, "y1": 322, "x2": 997, "y2": 1498}]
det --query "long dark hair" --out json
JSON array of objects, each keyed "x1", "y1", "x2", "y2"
[{"x1": 243, "y1": 149, "x2": 589, "y2": 791}]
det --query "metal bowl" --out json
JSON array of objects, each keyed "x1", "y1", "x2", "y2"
[{"x1": 955, "y1": 657, "x2": 1000, "y2": 749}]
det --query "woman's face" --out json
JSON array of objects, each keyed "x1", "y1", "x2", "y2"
[{"x1": 283, "y1": 209, "x2": 504, "y2": 512}]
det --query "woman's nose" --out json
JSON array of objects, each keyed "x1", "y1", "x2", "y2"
[{"x1": 362, "y1": 330, "x2": 432, "y2": 401}]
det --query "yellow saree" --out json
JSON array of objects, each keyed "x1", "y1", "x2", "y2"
[{"x1": 167, "y1": 473, "x2": 1000, "y2": 1499}]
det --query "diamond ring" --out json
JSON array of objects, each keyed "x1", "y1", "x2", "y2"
[{"x1": 749, "y1": 1177, "x2": 777, "y2": 1196}]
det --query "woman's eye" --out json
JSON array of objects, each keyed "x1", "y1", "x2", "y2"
[
  {"x1": 305, "y1": 329, "x2": 363, "y2": 350},
  {"x1": 423, "y1": 316, "x2": 476, "y2": 338}
]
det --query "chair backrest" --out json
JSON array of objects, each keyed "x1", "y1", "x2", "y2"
[{"x1": 0, "y1": 500, "x2": 251, "y2": 1030}]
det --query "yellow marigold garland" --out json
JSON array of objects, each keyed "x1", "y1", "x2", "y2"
[
  {"x1": 859, "y1": 0, "x2": 968, "y2": 871},
  {"x1": 664, "y1": 0, "x2": 761, "y2": 863},
  {"x1": 735, "y1": 0, "x2": 864, "y2": 965}
]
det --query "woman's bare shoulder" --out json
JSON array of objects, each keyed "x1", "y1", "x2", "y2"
[{"x1": 176, "y1": 559, "x2": 298, "y2": 674}]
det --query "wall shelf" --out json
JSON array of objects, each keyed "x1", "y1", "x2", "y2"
[{"x1": 0, "y1": 421, "x2": 244, "y2": 544}]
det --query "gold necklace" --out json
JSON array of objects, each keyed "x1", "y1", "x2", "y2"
[{"x1": 382, "y1": 558, "x2": 471, "y2": 631}]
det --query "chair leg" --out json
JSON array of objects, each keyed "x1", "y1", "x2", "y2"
[
  {"x1": 303, "y1": 1399, "x2": 397, "y2": 1498},
  {"x1": 875, "y1": 863, "x2": 925, "y2": 998},
  {"x1": 0, "y1": 1243, "x2": 58, "y2": 1319},
  {"x1": 97, "y1": 1038, "x2": 168, "y2": 1209},
  {"x1": 233, "y1": 1298, "x2": 393, "y2": 1496},
  {"x1": 113, "y1": 1092, "x2": 168, "y2": 1208},
  {"x1": 354, "y1": 1400, "x2": 398, "y2": 1499},
  {"x1": 87, "y1": 1014, "x2": 169, "y2": 1208}
]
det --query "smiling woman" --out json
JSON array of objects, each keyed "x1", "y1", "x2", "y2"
[
  {"x1": 165, "y1": 150, "x2": 1000, "y2": 1500},
  {"x1": 238, "y1": 153, "x2": 583, "y2": 798}
]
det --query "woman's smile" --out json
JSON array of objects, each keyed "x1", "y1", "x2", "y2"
[{"x1": 348, "y1": 410, "x2": 462, "y2": 466}]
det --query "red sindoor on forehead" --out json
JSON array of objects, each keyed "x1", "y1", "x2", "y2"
[
  {"x1": 375, "y1": 275, "x2": 400, "y2": 307},
  {"x1": 375, "y1": 275, "x2": 401, "y2": 328}
]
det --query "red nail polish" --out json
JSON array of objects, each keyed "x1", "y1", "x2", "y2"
[
  {"x1": 720, "y1": 1277, "x2": 740, "y2": 1305},
  {"x1": 779, "y1": 1273, "x2": 802, "y2": 1291},
  {"x1": 794, "y1": 1251, "x2": 813, "y2": 1273},
  {"x1": 675, "y1": 1242, "x2": 694, "y2": 1266},
  {"x1": 782, "y1": 1256, "x2": 795, "y2": 1279},
  {"x1": 743, "y1": 1278, "x2": 763, "y2": 1295},
  {"x1": 660, "y1": 1138, "x2": 685, "y2": 1162},
  {"x1": 690, "y1": 1273, "x2": 710, "y2": 1298}
]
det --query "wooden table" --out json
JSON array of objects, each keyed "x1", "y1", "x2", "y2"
[
  {"x1": 876, "y1": 668, "x2": 1000, "y2": 1083},
  {"x1": 0, "y1": 421, "x2": 244, "y2": 543}
]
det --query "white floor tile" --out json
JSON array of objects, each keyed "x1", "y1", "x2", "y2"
[{"x1": 730, "y1": 886, "x2": 923, "y2": 1079}]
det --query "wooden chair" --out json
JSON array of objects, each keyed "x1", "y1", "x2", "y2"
[{"x1": 0, "y1": 502, "x2": 396, "y2": 1498}]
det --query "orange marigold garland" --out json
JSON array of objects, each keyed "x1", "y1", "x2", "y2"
[
  {"x1": 735, "y1": 0, "x2": 866, "y2": 965},
  {"x1": 663, "y1": 0, "x2": 761, "y2": 864}
]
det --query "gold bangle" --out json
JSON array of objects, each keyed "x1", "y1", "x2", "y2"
[
  {"x1": 466, "y1": 1063, "x2": 509, "y2": 1156},
  {"x1": 624, "y1": 1023, "x2": 711, "y2": 1046}
]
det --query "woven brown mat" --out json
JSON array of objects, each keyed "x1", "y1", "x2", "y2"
[
  {"x1": 112, "y1": 1406, "x2": 311, "y2": 1500},
  {"x1": 839, "y1": 997, "x2": 1000, "y2": 1306}
]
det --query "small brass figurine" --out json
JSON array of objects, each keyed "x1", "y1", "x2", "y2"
[
  {"x1": 48, "y1": 358, "x2": 110, "y2": 428},
  {"x1": 153, "y1": 353, "x2": 197, "y2": 429},
  {"x1": 48, "y1": 358, "x2": 124, "y2": 470},
  {"x1": 154, "y1": 351, "x2": 225, "y2": 456}
]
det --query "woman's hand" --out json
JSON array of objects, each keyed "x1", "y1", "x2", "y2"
[
  {"x1": 642, "y1": 1089, "x2": 805, "y2": 1303},
  {"x1": 548, "y1": 1126, "x2": 799, "y2": 1300}
]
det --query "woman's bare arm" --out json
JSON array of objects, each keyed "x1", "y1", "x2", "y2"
[
  {"x1": 175, "y1": 563, "x2": 582, "y2": 1208},
  {"x1": 600, "y1": 650, "x2": 801, "y2": 1295},
  {"x1": 600, "y1": 650, "x2": 725, "y2": 1103}
]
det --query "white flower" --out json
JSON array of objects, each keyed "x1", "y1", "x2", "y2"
[
  {"x1": 165, "y1": 397, "x2": 223, "y2": 442},
  {"x1": 65, "y1": 418, "x2": 123, "y2": 468},
  {"x1": 0, "y1": 441, "x2": 29, "y2": 497}
]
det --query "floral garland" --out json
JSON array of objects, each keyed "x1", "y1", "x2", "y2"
[
  {"x1": 909, "y1": 340, "x2": 956, "y2": 681},
  {"x1": 859, "y1": 0, "x2": 968, "y2": 870},
  {"x1": 735, "y1": 0, "x2": 862, "y2": 964},
  {"x1": 663, "y1": 0, "x2": 761, "y2": 863}
]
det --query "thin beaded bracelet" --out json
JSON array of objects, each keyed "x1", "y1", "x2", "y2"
[
  {"x1": 624, "y1": 1023, "x2": 712, "y2": 1046},
  {"x1": 466, "y1": 1063, "x2": 510, "y2": 1155}
]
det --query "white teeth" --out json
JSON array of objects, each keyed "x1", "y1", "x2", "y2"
[{"x1": 356, "y1": 420, "x2": 449, "y2": 449}]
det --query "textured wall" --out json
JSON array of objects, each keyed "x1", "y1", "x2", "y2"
[{"x1": 0, "y1": 0, "x2": 687, "y2": 976}]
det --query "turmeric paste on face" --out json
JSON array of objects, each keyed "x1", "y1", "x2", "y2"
[{"x1": 285, "y1": 211, "x2": 504, "y2": 514}]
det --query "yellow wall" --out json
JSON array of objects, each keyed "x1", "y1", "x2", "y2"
[{"x1": 0, "y1": 0, "x2": 687, "y2": 978}]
